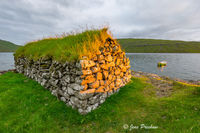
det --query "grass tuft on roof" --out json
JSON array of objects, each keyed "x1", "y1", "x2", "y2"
[{"x1": 14, "y1": 28, "x2": 113, "y2": 62}]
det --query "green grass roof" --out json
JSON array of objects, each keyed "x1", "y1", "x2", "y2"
[{"x1": 14, "y1": 28, "x2": 111, "y2": 62}]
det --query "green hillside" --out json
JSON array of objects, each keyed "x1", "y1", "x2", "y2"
[
  {"x1": 118, "y1": 38, "x2": 200, "y2": 53},
  {"x1": 3, "y1": 37, "x2": 200, "y2": 53},
  {"x1": 0, "y1": 39, "x2": 20, "y2": 52}
]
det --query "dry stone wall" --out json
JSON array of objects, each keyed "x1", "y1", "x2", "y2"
[{"x1": 15, "y1": 37, "x2": 131, "y2": 114}]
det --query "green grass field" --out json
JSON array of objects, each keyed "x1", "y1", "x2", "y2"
[
  {"x1": 118, "y1": 38, "x2": 200, "y2": 53},
  {"x1": 0, "y1": 72, "x2": 199, "y2": 133},
  {"x1": 0, "y1": 39, "x2": 20, "y2": 52}
]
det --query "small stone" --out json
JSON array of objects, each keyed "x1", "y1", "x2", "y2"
[
  {"x1": 79, "y1": 100, "x2": 87, "y2": 108},
  {"x1": 63, "y1": 61, "x2": 69, "y2": 68},
  {"x1": 58, "y1": 71, "x2": 62, "y2": 78},
  {"x1": 96, "y1": 72, "x2": 103, "y2": 80},
  {"x1": 92, "y1": 103, "x2": 99, "y2": 110},
  {"x1": 51, "y1": 90, "x2": 57, "y2": 96},
  {"x1": 105, "y1": 55, "x2": 112, "y2": 62},
  {"x1": 60, "y1": 97, "x2": 66, "y2": 102},
  {"x1": 78, "y1": 108, "x2": 83, "y2": 114},
  {"x1": 103, "y1": 71, "x2": 109, "y2": 79},
  {"x1": 67, "y1": 87, "x2": 74, "y2": 95},
  {"x1": 62, "y1": 87, "x2": 67, "y2": 91},
  {"x1": 89, "y1": 95, "x2": 98, "y2": 104},
  {"x1": 50, "y1": 79, "x2": 59, "y2": 87},
  {"x1": 76, "y1": 70, "x2": 82, "y2": 75},
  {"x1": 90, "y1": 81, "x2": 99, "y2": 89},
  {"x1": 75, "y1": 77, "x2": 82, "y2": 84},
  {"x1": 42, "y1": 73, "x2": 49, "y2": 79},
  {"x1": 75, "y1": 91, "x2": 94, "y2": 100},
  {"x1": 70, "y1": 96, "x2": 79, "y2": 106},
  {"x1": 64, "y1": 92, "x2": 70, "y2": 100},
  {"x1": 63, "y1": 75, "x2": 70, "y2": 83},
  {"x1": 69, "y1": 75, "x2": 76, "y2": 83},
  {"x1": 41, "y1": 79, "x2": 47, "y2": 86},
  {"x1": 86, "y1": 106, "x2": 92, "y2": 113},
  {"x1": 76, "y1": 62, "x2": 82, "y2": 69},
  {"x1": 82, "y1": 70, "x2": 92, "y2": 75},
  {"x1": 70, "y1": 83, "x2": 83, "y2": 91},
  {"x1": 100, "y1": 99, "x2": 105, "y2": 104},
  {"x1": 88, "y1": 60, "x2": 96, "y2": 67},
  {"x1": 58, "y1": 90, "x2": 64, "y2": 96},
  {"x1": 68, "y1": 101, "x2": 72, "y2": 106},
  {"x1": 92, "y1": 66, "x2": 100, "y2": 73}
]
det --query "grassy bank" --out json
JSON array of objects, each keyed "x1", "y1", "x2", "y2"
[
  {"x1": 0, "y1": 72, "x2": 199, "y2": 133},
  {"x1": 118, "y1": 38, "x2": 200, "y2": 53},
  {"x1": 0, "y1": 39, "x2": 20, "y2": 52}
]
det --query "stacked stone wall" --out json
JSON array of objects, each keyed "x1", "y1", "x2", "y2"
[{"x1": 15, "y1": 38, "x2": 131, "y2": 114}]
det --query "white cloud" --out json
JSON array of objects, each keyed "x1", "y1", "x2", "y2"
[{"x1": 0, "y1": 0, "x2": 200, "y2": 45}]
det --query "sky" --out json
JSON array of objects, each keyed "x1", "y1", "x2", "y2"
[{"x1": 0, "y1": 0, "x2": 200, "y2": 45}]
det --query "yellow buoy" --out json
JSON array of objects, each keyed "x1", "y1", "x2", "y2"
[{"x1": 157, "y1": 61, "x2": 167, "y2": 67}]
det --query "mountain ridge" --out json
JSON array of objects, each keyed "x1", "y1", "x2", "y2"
[{"x1": 118, "y1": 38, "x2": 200, "y2": 53}]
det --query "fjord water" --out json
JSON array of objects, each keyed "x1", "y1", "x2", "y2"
[
  {"x1": 126, "y1": 53, "x2": 200, "y2": 80},
  {"x1": 0, "y1": 53, "x2": 14, "y2": 71},
  {"x1": 0, "y1": 52, "x2": 200, "y2": 80}
]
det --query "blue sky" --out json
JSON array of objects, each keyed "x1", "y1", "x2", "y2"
[{"x1": 0, "y1": 0, "x2": 200, "y2": 45}]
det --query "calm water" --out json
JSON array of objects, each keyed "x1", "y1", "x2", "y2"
[
  {"x1": 0, "y1": 52, "x2": 200, "y2": 80},
  {"x1": 0, "y1": 53, "x2": 15, "y2": 71},
  {"x1": 126, "y1": 53, "x2": 200, "y2": 80}
]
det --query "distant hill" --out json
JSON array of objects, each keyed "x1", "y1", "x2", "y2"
[
  {"x1": 2, "y1": 37, "x2": 200, "y2": 53},
  {"x1": 0, "y1": 39, "x2": 20, "y2": 52},
  {"x1": 118, "y1": 38, "x2": 200, "y2": 53}
]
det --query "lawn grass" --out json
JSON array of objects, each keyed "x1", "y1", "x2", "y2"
[
  {"x1": 118, "y1": 38, "x2": 200, "y2": 53},
  {"x1": 14, "y1": 28, "x2": 112, "y2": 62},
  {"x1": 0, "y1": 72, "x2": 199, "y2": 133}
]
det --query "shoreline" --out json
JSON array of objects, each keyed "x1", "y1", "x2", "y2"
[
  {"x1": 132, "y1": 71, "x2": 200, "y2": 84},
  {"x1": 0, "y1": 69, "x2": 16, "y2": 75},
  {"x1": 132, "y1": 71, "x2": 200, "y2": 97}
]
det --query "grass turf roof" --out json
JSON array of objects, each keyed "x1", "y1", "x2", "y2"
[{"x1": 14, "y1": 28, "x2": 113, "y2": 62}]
